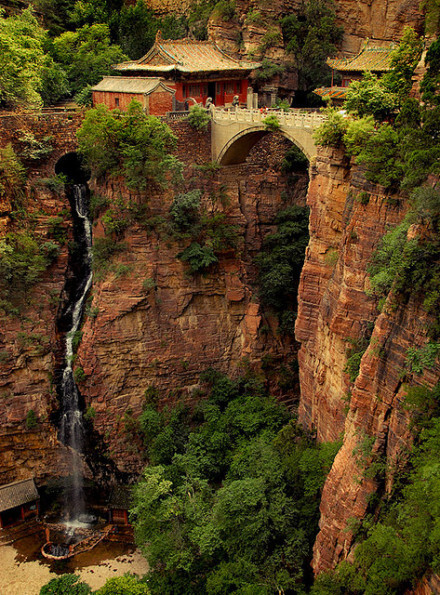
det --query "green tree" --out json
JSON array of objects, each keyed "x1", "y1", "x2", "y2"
[
  {"x1": 51, "y1": 23, "x2": 127, "y2": 96},
  {"x1": 40, "y1": 574, "x2": 91, "y2": 595},
  {"x1": 382, "y1": 27, "x2": 423, "y2": 103},
  {"x1": 0, "y1": 144, "x2": 25, "y2": 204},
  {"x1": 39, "y1": 56, "x2": 69, "y2": 105},
  {"x1": 255, "y1": 205, "x2": 309, "y2": 333},
  {"x1": 421, "y1": 39, "x2": 440, "y2": 106},
  {"x1": 344, "y1": 73, "x2": 397, "y2": 121},
  {"x1": 0, "y1": 7, "x2": 46, "y2": 107},
  {"x1": 131, "y1": 373, "x2": 340, "y2": 593},
  {"x1": 281, "y1": 0, "x2": 343, "y2": 99},
  {"x1": 77, "y1": 101, "x2": 178, "y2": 190}
]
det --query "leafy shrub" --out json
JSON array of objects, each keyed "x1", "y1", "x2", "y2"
[
  {"x1": 187, "y1": 104, "x2": 211, "y2": 130},
  {"x1": 94, "y1": 575, "x2": 150, "y2": 595},
  {"x1": 78, "y1": 101, "x2": 178, "y2": 190},
  {"x1": 0, "y1": 144, "x2": 26, "y2": 205},
  {"x1": 74, "y1": 367, "x2": 86, "y2": 382},
  {"x1": 344, "y1": 333, "x2": 372, "y2": 383},
  {"x1": 178, "y1": 242, "x2": 218, "y2": 274},
  {"x1": 253, "y1": 59, "x2": 285, "y2": 82},
  {"x1": 40, "y1": 574, "x2": 91, "y2": 594},
  {"x1": 343, "y1": 116, "x2": 375, "y2": 156},
  {"x1": 263, "y1": 114, "x2": 280, "y2": 132},
  {"x1": 92, "y1": 237, "x2": 125, "y2": 273},
  {"x1": 406, "y1": 342, "x2": 440, "y2": 374},
  {"x1": 0, "y1": 231, "x2": 58, "y2": 314},
  {"x1": 26, "y1": 409, "x2": 38, "y2": 429},
  {"x1": 212, "y1": 0, "x2": 235, "y2": 21},
  {"x1": 281, "y1": 145, "x2": 309, "y2": 173},
  {"x1": 356, "y1": 124, "x2": 403, "y2": 190},
  {"x1": 245, "y1": 9, "x2": 263, "y2": 25},
  {"x1": 344, "y1": 73, "x2": 397, "y2": 121},
  {"x1": 169, "y1": 190, "x2": 202, "y2": 231},
  {"x1": 74, "y1": 84, "x2": 92, "y2": 106},
  {"x1": 18, "y1": 131, "x2": 53, "y2": 161},
  {"x1": 258, "y1": 28, "x2": 282, "y2": 52},
  {"x1": 313, "y1": 108, "x2": 348, "y2": 147}
]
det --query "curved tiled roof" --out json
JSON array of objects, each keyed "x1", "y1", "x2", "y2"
[
  {"x1": 114, "y1": 30, "x2": 260, "y2": 74},
  {"x1": 313, "y1": 86, "x2": 348, "y2": 100},
  {"x1": 327, "y1": 45, "x2": 394, "y2": 73}
]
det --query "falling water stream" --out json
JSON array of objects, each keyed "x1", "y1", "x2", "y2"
[{"x1": 59, "y1": 184, "x2": 93, "y2": 525}]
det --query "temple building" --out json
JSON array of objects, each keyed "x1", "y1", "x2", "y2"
[
  {"x1": 314, "y1": 41, "x2": 394, "y2": 105},
  {"x1": 100, "y1": 31, "x2": 260, "y2": 113},
  {"x1": 0, "y1": 478, "x2": 39, "y2": 528},
  {"x1": 91, "y1": 77, "x2": 176, "y2": 114}
]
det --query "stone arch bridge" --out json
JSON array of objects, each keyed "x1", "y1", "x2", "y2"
[{"x1": 210, "y1": 108, "x2": 326, "y2": 165}]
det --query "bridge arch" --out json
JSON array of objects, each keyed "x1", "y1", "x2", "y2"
[
  {"x1": 217, "y1": 126, "x2": 311, "y2": 166},
  {"x1": 211, "y1": 108, "x2": 324, "y2": 166}
]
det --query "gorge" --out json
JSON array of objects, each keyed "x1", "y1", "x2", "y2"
[{"x1": 1, "y1": 0, "x2": 440, "y2": 592}]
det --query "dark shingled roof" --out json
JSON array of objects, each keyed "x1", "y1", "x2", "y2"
[
  {"x1": 0, "y1": 478, "x2": 39, "y2": 513},
  {"x1": 114, "y1": 30, "x2": 260, "y2": 75},
  {"x1": 108, "y1": 486, "x2": 133, "y2": 510}
]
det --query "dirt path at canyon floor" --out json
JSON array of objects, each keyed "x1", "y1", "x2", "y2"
[{"x1": 0, "y1": 540, "x2": 149, "y2": 594}]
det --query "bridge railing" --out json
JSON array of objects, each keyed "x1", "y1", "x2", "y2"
[{"x1": 212, "y1": 107, "x2": 326, "y2": 129}]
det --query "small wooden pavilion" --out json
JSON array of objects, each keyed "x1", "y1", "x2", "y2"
[
  {"x1": 0, "y1": 478, "x2": 39, "y2": 528},
  {"x1": 112, "y1": 31, "x2": 260, "y2": 108},
  {"x1": 314, "y1": 41, "x2": 394, "y2": 105},
  {"x1": 108, "y1": 486, "x2": 132, "y2": 526}
]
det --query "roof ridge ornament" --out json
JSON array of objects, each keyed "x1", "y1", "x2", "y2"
[{"x1": 155, "y1": 30, "x2": 163, "y2": 44}]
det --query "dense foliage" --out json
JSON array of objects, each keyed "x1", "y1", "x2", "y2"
[
  {"x1": 50, "y1": 23, "x2": 126, "y2": 97},
  {"x1": 40, "y1": 573, "x2": 150, "y2": 594},
  {"x1": 77, "y1": 101, "x2": 178, "y2": 190},
  {"x1": 255, "y1": 205, "x2": 309, "y2": 334},
  {"x1": 281, "y1": 0, "x2": 343, "y2": 102},
  {"x1": 131, "y1": 371, "x2": 340, "y2": 594},
  {"x1": 0, "y1": 8, "x2": 46, "y2": 107},
  {"x1": 0, "y1": 231, "x2": 59, "y2": 315}
]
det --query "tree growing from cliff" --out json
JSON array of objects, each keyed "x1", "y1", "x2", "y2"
[{"x1": 77, "y1": 100, "x2": 179, "y2": 191}]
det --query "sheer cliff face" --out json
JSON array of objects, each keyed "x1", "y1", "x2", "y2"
[
  {"x1": 75, "y1": 130, "x2": 307, "y2": 475},
  {"x1": 208, "y1": 0, "x2": 423, "y2": 58},
  {"x1": 296, "y1": 148, "x2": 440, "y2": 572}
]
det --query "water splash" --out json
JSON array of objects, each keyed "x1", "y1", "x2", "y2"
[{"x1": 59, "y1": 184, "x2": 92, "y2": 522}]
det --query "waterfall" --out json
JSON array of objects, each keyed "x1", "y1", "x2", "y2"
[{"x1": 59, "y1": 184, "x2": 92, "y2": 523}]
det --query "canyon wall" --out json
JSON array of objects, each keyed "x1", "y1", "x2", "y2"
[
  {"x1": 76, "y1": 123, "x2": 306, "y2": 474},
  {"x1": 296, "y1": 147, "x2": 440, "y2": 572},
  {"x1": 207, "y1": 0, "x2": 424, "y2": 59},
  {"x1": 0, "y1": 112, "x2": 84, "y2": 485},
  {"x1": 0, "y1": 115, "x2": 307, "y2": 482}
]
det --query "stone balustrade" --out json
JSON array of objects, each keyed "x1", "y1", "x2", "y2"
[{"x1": 212, "y1": 107, "x2": 326, "y2": 129}]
